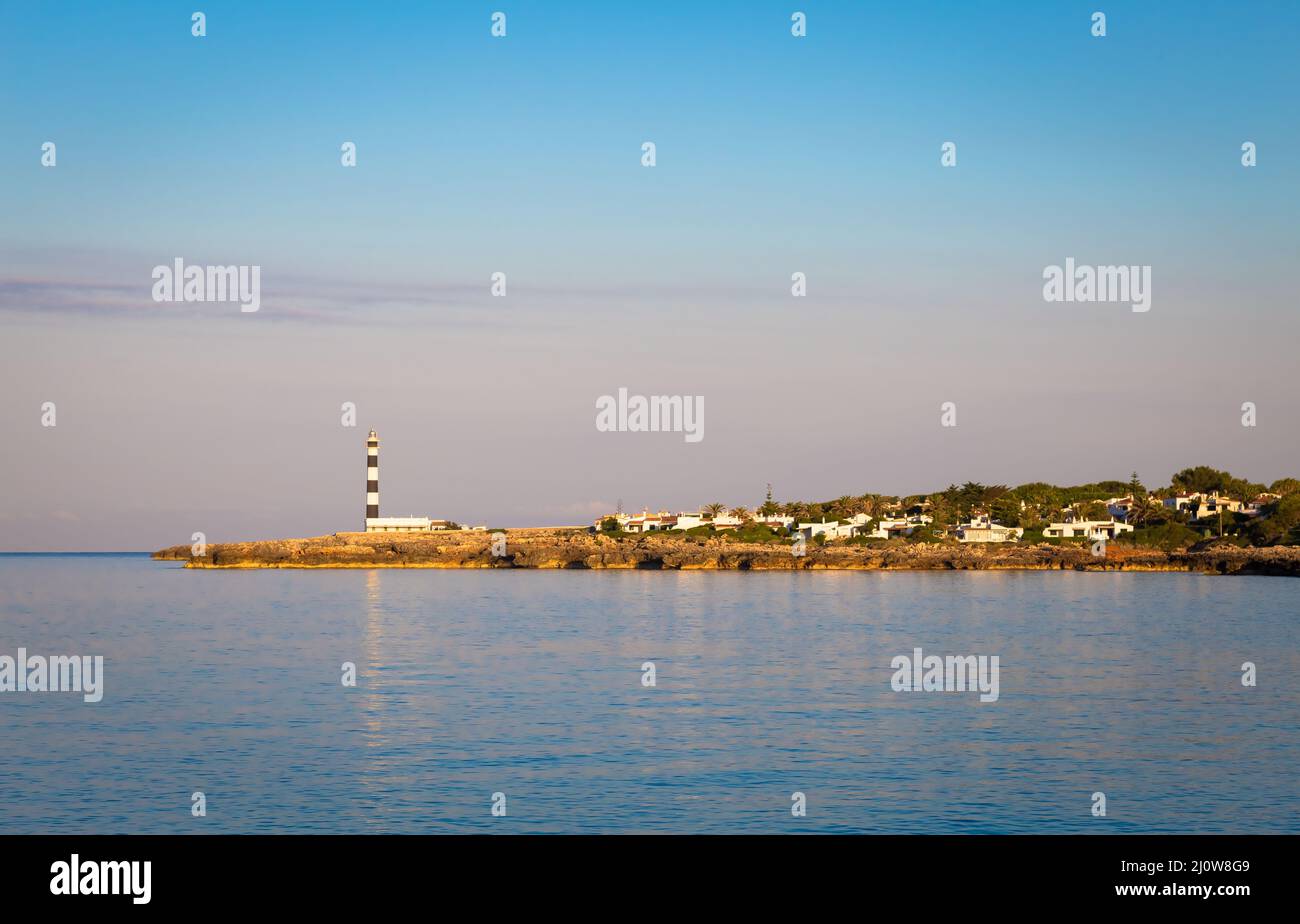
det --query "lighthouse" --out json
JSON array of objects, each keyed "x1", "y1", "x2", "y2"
[
  {"x1": 365, "y1": 430, "x2": 379, "y2": 525},
  {"x1": 360, "y1": 430, "x2": 451, "y2": 533}
]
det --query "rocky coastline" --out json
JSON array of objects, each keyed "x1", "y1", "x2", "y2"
[{"x1": 153, "y1": 529, "x2": 1300, "y2": 576}]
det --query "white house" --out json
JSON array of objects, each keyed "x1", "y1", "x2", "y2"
[
  {"x1": 794, "y1": 520, "x2": 856, "y2": 541},
  {"x1": 1157, "y1": 491, "x2": 1247, "y2": 521},
  {"x1": 955, "y1": 514, "x2": 1023, "y2": 543},
  {"x1": 622, "y1": 510, "x2": 674, "y2": 532},
  {"x1": 1043, "y1": 519, "x2": 1134, "y2": 540},
  {"x1": 672, "y1": 512, "x2": 709, "y2": 530},
  {"x1": 1189, "y1": 492, "x2": 1244, "y2": 521},
  {"x1": 859, "y1": 516, "x2": 927, "y2": 540}
]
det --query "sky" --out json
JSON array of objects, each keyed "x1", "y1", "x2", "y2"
[{"x1": 1, "y1": 1, "x2": 1298, "y2": 550}]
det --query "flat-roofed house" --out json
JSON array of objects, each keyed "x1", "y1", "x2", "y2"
[
  {"x1": 672, "y1": 512, "x2": 708, "y2": 531},
  {"x1": 1043, "y1": 519, "x2": 1134, "y2": 540},
  {"x1": 624, "y1": 510, "x2": 672, "y2": 532},
  {"x1": 955, "y1": 514, "x2": 1023, "y2": 543},
  {"x1": 794, "y1": 520, "x2": 856, "y2": 541},
  {"x1": 860, "y1": 516, "x2": 924, "y2": 539}
]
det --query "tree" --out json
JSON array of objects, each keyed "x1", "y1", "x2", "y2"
[
  {"x1": 730, "y1": 506, "x2": 752, "y2": 523},
  {"x1": 1126, "y1": 495, "x2": 1168, "y2": 527},
  {"x1": 1171, "y1": 466, "x2": 1232, "y2": 495},
  {"x1": 703, "y1": 503, "x2": 726, "y2": 519},
  {"x1": 759, "y1": 484, "x2": 780, "y2": 518},
  {"x1": 990, "y1": 495, "x2": 1022, "y2": 527},
  {"x1": 1014, "y1": 482, "x2": 1064, "y2": 517},
  {"x1": 983, "y1": 484, "x2": 1011, "y2": 503},
  {"x1": 1269, "y1": 478, "x2": 1300, "y2": 497},
  {"x1": 1078, "y1": 500, "x2": 1110, "y2": 521},
  {"x1": 860, "y1": 494, "x2": 887, "y2": 518},
  {"x1": 830, "y1": 495, "x2": 856, "y2": 518},
  {"x1": 1128, "y1": 471, "x2": 1145, "y2": 497},
  {"x1": 1249, "y1": 493, "x2": 1300, "y2": 546},
  {"x1": 600, "y1": 517, "x2": 620, "y2": 533}
]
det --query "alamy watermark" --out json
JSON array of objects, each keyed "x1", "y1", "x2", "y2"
[
  {"x1": 152, "y1": 258, "x2": 261, "y2": 312},
  {"x1": 890, "y1": 647, "x2": 999, "y2": 703},
  {"x1": 50, "y1": 854, "x2": 150, "y2": 904},
  {"x1": 1042, "y1": 258, "x2": 1150, "y2": 312},
  {"x1": 595, "y1": 388, "x2": 704, "y2": 443},
  {"x1": 0, "y1": 648, "x2": 103, "y2": 702}
]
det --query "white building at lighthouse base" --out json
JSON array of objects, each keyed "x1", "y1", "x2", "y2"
[{"x1": 364, "y1": 517, "x2": 450, "y2": 533}]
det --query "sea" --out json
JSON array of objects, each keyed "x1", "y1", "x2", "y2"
[{"x1": 1, "y1": 553, "x2": 1296, "y2": 834}]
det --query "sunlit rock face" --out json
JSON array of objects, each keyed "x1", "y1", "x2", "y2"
[{"x1": 153, "y1": 530, "x2": 1300, "y2": 575}]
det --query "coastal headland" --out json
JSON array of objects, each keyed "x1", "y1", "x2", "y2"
[{"x1": 154, "y1": 529, "x2": 1300, "y2": 575}]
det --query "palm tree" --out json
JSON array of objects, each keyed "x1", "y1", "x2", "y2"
[
  {"x1": 731, "y1": 506, "x2": 752, "y2": 523},
  {"x1": 1127, "y1": 495, "x2": 1165, "y2": 527},
  {"x1": 703, "y1": 502, "x2": 726, "y2": 520},
  {"x1": 1079, "y1": 500, "x2": 1109, "y2": 521},
  {"x1": 861, "y1": 494, "x2": 888, "y2": 518}
]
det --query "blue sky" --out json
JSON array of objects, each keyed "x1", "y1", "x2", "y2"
[{"x1": 2, "y1": 2, "x2": 1297, "y2": 549}]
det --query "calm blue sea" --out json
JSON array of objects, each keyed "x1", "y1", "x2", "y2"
[{"x1": 0, "y1": 554, "x2": 1296, "y2": 833}]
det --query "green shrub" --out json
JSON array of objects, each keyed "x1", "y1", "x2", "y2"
[
  {"x1": 721, "y1": 524, "x2": 786, "y2": 544},
  {"x1": 1249, "y1": 493, "x2": 1300, "y2": 546},
  {"x1": 1119, "y1": 522, "x2": 1202, "y2": 551}
]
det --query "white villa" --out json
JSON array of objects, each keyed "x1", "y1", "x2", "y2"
[
  {"x1": 1189, "y1": 492, "x2": 1244, "y2": 520},
  {"x1": 794, "y1": 520, "x2": 857, "y2": 541},
  {"x1": 1161, "y1": 493, "x2": 1199, "y2": 512},
  {"x1": 1158, "y1": 490, "x2": 1251, "y2": 520},
  {"x1": 855, "y1": 513, "x2": 933, "y2": 540},
  {"x1": 1043, "y1": 519, "x2": 1134, "y2": 540},
  {"x1": 955, "y1": 514, "x2": 1023, "y2": 543}
]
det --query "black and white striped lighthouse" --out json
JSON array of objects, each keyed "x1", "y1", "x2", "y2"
[{"x1": 365, "y1": 430, "x2": 379, "y2": 524}]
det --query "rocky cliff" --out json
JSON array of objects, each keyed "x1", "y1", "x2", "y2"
[{"x1": 153, "y1": 530, "x2": 1300, "y2": 575}]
